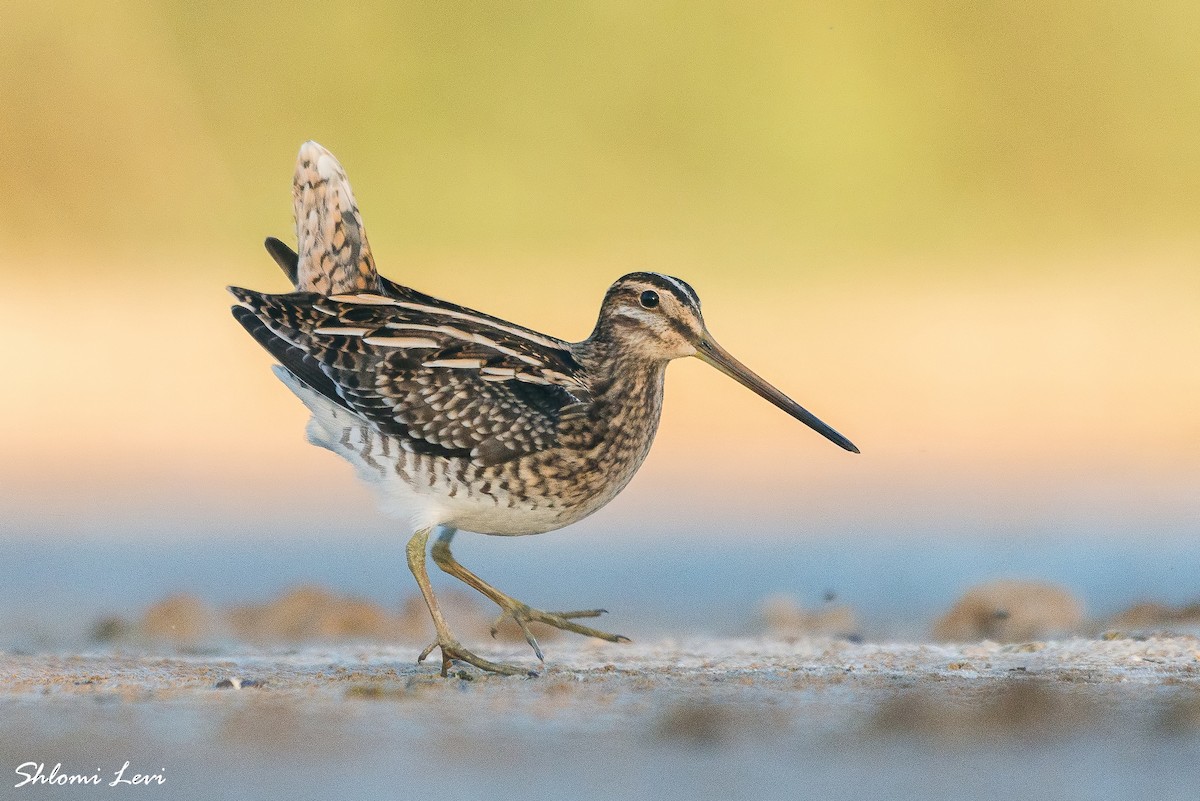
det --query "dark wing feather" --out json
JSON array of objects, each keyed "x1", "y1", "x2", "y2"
[
  {"x1": 232, "y1": 305, "x2": 344, "y2": 408},
  {"x1": 260, "y1": 238, "x2": 568, "y2": 359},
  {"x1": 229, "y1": 287, "x2": 590, "y2": 465}
]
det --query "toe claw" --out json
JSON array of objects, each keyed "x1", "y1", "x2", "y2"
[
  {"x1": 515, "y1": 618, "x2": 544, "y2": 662},
  {"x1": 490, "y1": 609, "x2": 546, "y2": 661}
]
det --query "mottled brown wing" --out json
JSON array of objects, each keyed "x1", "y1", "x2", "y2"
[
  {"x1": 230, "y1": 288, "x2": 593, "y2": 465},
  {"x1": 260, "y1": 237, "x2": 561, "y2": 345}
]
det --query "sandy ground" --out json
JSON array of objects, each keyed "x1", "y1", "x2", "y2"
[{"x1": 3, "y1": 635, "x2": 1200, "y2": 801}]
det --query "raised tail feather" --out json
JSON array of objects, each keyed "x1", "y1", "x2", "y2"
[
  {"x1": 292, "y1": 141, "x2": 380, "y2": 295},
  {"x1": 264, "y1": 236, "x2": 298, "y2": 285}
]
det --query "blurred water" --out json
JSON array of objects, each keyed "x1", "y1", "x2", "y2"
[
  {"x1": 2, "y1": 521, "x2": 1197, "y2": 647},
  {"x1": 5, "y1": 693, "x2": 1199, "y2": 801}
]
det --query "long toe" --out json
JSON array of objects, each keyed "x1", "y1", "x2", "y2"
[
  {"x1": 547, "y1": 609, "x2": 608, "y2": 620},
  {"x1": 526, "y1": 609, "x2": 630, "y2": 644},
  {"x1": 419, "y1": 637, "x2": 536, "y2": 678}
]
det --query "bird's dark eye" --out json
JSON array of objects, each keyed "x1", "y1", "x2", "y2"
[{"x1": 639, "y1": 290, "x2": 660, "y2": 309}]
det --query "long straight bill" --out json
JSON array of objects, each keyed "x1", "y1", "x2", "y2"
[{"x1": 695, "y1": 336, "x2": 860, "y2": 453}]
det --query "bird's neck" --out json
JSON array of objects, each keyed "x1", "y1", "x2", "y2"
[
  {"x1": 572, "y1": 338, "x2": 669, "y2": 444},
  {"x1": 536, "y1": 338, "x2": 669, "y2": 520}
]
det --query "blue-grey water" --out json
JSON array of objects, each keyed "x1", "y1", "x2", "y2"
[{"x1": 2, "y1": 519, "x2": 1197, "y2": 646}]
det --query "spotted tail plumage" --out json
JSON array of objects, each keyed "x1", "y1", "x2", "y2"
[{"x1": 292, "y1": 141, "x2": 380, "y2": 295}]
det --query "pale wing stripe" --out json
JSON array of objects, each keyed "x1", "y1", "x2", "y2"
[
  {"x1": 392, "y1": 301, "x2": 568, "y2": 349},
  {"x1": 328, "y1": 293, "x2": 395, "y2": 305},
  {"x1": 315, "y1": 326, "x2": 373, "y2": 336},
  {"x1": 422, "y1": 358, "x2": 487, "y2": 369},
  {"x1": 541, "y1": 369, "x2": 578, "y2": 385},
  {"x1": 328, "y1": 293, "x2": 567, "y2": 349},
  {"x1": 382, "y1": 322, "x2": 443, "y2": 333},
  {"x1": 437, "y1": 325, "x2": 544, "y2": 367},
  {"x1": 324, "y1": 296, "x2": 566, "y2": 354},
  {"x1": 323, "y1": 317, "x2": 546, "y2": 368},
  {"x1": 382, "y1": 323, "x2": 545, "y2": 368},
  {"x1": 320, "y1": 294, "x2": 587, "y2": 388},
  {"x1": 363, "y1": 336, "x2": 440, "y2": 348}
]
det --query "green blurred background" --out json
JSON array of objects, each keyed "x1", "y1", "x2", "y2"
[
  {"x1": 2, "y1": 1, "x2": 1197, "y2": 538},
  {"x1": 10, "y1": 1, "x2": 1200, "y2": 264}
]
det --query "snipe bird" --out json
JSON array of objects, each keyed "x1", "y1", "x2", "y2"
[{"x1": 230, "y1": 142, "x2": 859, "y2": 676}]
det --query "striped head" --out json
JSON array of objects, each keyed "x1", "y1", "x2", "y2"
[
  {"x1": 592, "y1": 272, "x2": 705, "y2": 360},
  {"x1": 592, "y1": 272, "x2": 860, "y2": 453}
]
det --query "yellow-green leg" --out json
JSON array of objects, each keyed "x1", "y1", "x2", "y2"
[
  {"x1": 431, "y1": 527, "x2": 630, "y2": 663},
  {"x1": 405, "y1": 527, "x2": 531, "y2": 677}
]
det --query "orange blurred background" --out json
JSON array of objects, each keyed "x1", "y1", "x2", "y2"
[{"x1": 3, "y1": 2, "x2": 1198, "y2": 540}]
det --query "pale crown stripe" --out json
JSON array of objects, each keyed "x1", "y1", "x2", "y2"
[{"x1": 654, "y1": 273, "x2": 700, "y2": 308}]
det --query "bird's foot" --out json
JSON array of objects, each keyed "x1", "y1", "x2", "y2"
[
  {"x1": 417, "y1": 636, "x2": 535, "y2": 678},
  {"x1": 490, "y1": 603, "x2": 631, "y2": 662}
]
